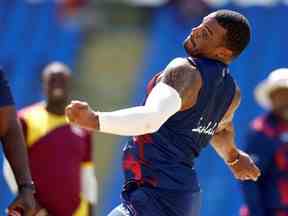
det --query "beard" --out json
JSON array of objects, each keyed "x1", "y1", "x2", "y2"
[{"x1": 183, "y1": 37, "x2": 203, "y2": 58}]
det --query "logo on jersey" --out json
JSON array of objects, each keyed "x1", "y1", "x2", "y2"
[{"x1": 192, "y1": 118, "x2": 218, "y2": 136}]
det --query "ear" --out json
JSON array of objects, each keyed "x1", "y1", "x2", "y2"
[{"x1": 215, "y1": 47, "x2": 233, "y2": 61}]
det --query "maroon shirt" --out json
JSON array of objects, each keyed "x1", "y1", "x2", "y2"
[{"x1": 18, "y1": 103, "x2": 92, "y2": 216}]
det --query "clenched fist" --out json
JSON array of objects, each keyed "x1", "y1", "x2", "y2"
[
  {"x1": 65, "y1": 100, "x2": 99, "y2": 131},
  {"x1": 229, "y1": 150, "x2": 261, "y2": 181},
  {"x1": 8, "y1": 188, "x2": 49, "y2": 216},
  {"x1": 8, "y1": 189, "x2": 37, "y2": 216}
]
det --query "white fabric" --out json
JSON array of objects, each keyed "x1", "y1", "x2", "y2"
[
  {"x1": 255, "y1": 68, "x2": 288, "y2": 109},
  {"x1": 81, "y1": 166, "x2": 98, "y2": 204},
  {"x1": 3, "y1": 157, "x2": 17, "y2": 194},
  {"x1": 98, "y1": 82, "x2": 182, "y2": 136}
]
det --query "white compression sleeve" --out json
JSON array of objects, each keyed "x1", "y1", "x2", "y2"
[{"x1": 98, "y1": 82, "x2": 182, "y2": 136}]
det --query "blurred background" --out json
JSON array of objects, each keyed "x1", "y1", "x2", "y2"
[{"x1": 1, "y1": 0, "x2": 288, "y2": 215}]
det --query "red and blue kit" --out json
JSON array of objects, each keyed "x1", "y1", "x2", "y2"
[
  {"x1": 119, "y1": 57, "x2": 236, "y2": 216},
  {"x1": 241, "y1": 114, "x2": 288, "y2": 216}
]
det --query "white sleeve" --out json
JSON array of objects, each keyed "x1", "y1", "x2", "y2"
[
  {"x1": 98, "y1": 82, "x2": 182, "y2": 136},
  {"x1": 81, "y1": 166, "x2": 98, "y2": 204}
]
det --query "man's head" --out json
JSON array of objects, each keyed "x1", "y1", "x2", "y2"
[
  {"x1": 255, "y1": 68, "x2": 288, "y2": 120},
  {"x1": 269, "y1": 87, "x2": 288, "y2": 119},
  {"x1": 183, "y1": 9, "x2": 251, "y2": 63},
  {"x1": 42, "y1": 62, "x2": 71, "y2": 104}
]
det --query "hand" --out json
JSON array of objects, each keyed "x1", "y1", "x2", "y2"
[
  {"x1": 34, "y1": 208, "x2": 49, "y2": 216},
  {"x1": 8, "y1": 208, "x2": 49, "y2": 216},
  {"x1": 65, "y1": 100, "x2": 98, "y2": 130},
  {"x1": 228, "y1": 150, "x2": 261, "y2": 181},
  {"x1": 8, "y1": 189, "x2": 37, "y2": 216}
]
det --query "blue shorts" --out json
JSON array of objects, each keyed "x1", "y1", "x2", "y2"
[{"x1": 108, "y1": 182, "x2": 201, "y2": 216}]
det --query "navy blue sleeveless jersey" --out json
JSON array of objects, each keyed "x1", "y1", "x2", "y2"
[
  {"x1": 0, "y1": 70, "x2": 14, "y2": 107},
  {"x1": 122, "y1": 57, "x2": 236, "y2": 191}
]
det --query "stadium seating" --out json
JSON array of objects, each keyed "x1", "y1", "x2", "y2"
[
  {"x1": 0, "y1": 2, "x2": 83, "y2": 211},
  {"x1": 0, "y1": 1, "x2": 82, "y2": 108}
]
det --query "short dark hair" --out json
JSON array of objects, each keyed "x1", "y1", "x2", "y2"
[{"x1": 214, "y1": 9, "x2": 251, "y2": 58}]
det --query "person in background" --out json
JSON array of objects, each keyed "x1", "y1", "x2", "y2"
[
  {"x1": 18, "y1": 62, "x2": 97, "y2": 216},
  {"x1": 0, "y1": 70, "x2": 37, "y2": 215},
  {"x1": 240, "y1": 68, "x2": 288, "y2": 216}
]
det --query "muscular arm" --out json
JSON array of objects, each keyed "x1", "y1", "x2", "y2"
[
  {"x1": 210, "y1": 87, "x2": 261, "y2": 181},
  {"x1": 159, "y1": 58, "x2": 202, "y2": 111},
  {"x1": 0, "y1": 71, "x2": 37, "y2": 214},
  {"x1": 0, "y1": 106, "x2": 33, "y2": 187},
  {"x1": 66, "y1": 58, "x2": 202, "y2": 135},
  {"x1": 210, "y1": 86, "x2": 241, "y2": 163}
]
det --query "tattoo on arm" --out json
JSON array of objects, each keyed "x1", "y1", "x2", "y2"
[{"x1": 159, "y1": 60, "x2": 202, "y2": 111}]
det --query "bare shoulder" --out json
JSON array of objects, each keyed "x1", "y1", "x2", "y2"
[
  {"x1": 165, "y1": 57, "x2": 190, "y2": 68},
  {"x1": 158, "y1": 57, "x2": 202, "y2": 111},
  {"x1": 162, "y1": 57, "x2": 197, "y2": 74}
]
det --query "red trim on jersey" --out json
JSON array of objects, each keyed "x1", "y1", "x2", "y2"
[
  {"x1": 146, "y1": 73, "x2": 161, "y2": 95},
  {"x1": 133, "y1": 135, "x2": 152, "y2": 161},
  {"x1": 124, "y1": 73, "x2": 161, "y2": 185},
  {"x1": 123, "y1": 153, "x2": 142, "y2": 180}
]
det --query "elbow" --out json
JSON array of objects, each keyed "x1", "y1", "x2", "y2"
[
  {"x1": 144, "y1": 120, "x2": 163, "y2": 134},
  {"x1": 146, "y1": 126, "x2": 160, "y2": 134},
  {"x1": 144, "y1": 112, "x2": 169, "y2": 134}
]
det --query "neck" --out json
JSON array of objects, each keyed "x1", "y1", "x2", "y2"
[
  {"x1": 194, "y1": 54, "x2": 230, "y2": 65},
  {"x1": 46, "y1": 100, "x2": 67, "y2": 115},
  {"x1": 213, "y1": 55, "x2": 230, "y2": 65}
]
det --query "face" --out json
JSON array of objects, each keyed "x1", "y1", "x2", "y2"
[
  {"x1": 43, "y1": 70, "x2": 71, "y2": 103},
  {"x1": 183, "y1": 13, "x2": 229, "y2": 59},
  {"x1": 270, "y1": 87, "x2": 288, "y2": 120}
]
